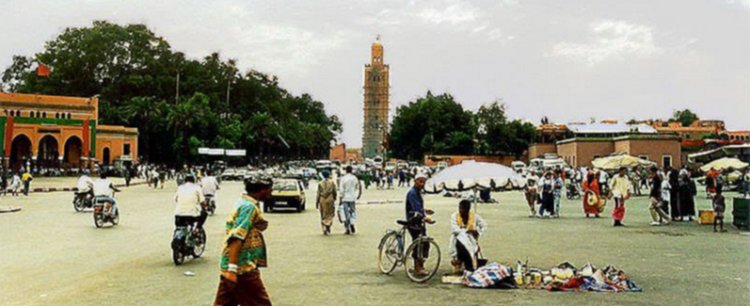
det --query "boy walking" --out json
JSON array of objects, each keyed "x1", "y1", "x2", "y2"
[{"x1": 712, "y1": 188, "x2": 727, "y2": 232}]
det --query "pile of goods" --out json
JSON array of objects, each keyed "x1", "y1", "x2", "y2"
[{"x1": 460, "y1": 261, "x2": 642, "y2": 292}]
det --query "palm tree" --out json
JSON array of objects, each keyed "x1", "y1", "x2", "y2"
[
  {"x1": 167, "y1": 92, "x2": 211, "y2": 161},
  {"x1": 123, "y1": 96, "x2": 165, "y2": 161}
]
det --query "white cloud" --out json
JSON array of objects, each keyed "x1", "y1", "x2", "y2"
[
  {"x1": 727, "y1": 0, "x2": 750, "y2": 9},
  {"x1": 417, "y1": 3, "x2": 478, "y2": 25},
  {"x1": 230, "y1": 25, "x2": 352, "y2": 76},
  {"x1": 550, "y1": 20, "x2": 664, "y2": 65}
]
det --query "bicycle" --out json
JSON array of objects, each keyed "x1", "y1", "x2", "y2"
[
  {"x1": 377, "y1": 216, "x2": 441, "y2": 283},
  {"x1": 171, "y1": 220, "x2": 206, "y2": 265}
]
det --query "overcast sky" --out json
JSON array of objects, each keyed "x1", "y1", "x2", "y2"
[{"x1": 2, "y1": 0, "x2": 749, "y2": 147}]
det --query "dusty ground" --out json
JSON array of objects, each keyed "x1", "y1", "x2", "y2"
[{"x1": 1, "y1": 179, "x2": 748, "y2": 306}]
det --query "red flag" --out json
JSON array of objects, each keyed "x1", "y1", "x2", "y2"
[{"x1": 37, "y1": 63, "x2": 50, "y2": 77}]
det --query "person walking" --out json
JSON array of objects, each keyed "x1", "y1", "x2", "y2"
[
  {"x1": 339, "y1": 166, "x2": 361, "y2": 235},
  {"x1": 21, "y1": 170, "x2": 33, "y2": 196},
  {"x1": 0, "y1": 172, "x2": 7, "y2": 196},
  {"x1": 712, "y1": 187, "x2": 727, "y2": 232},
  {"x1": 552, "y1": 171, "x2": 563, "y2": 218},
  {"x1": 124, "y1": 166, "x2": 132, "y2": 187},
  {"x1": 316, "y1": 171, "x2": 337, "y2": 235},
  {"x1": 667, "y1": 167, "x2": 681, "y2": 220},
  {"x1": 213, "y1": 175, "x2": 273, "y2": 306},
  {"x1": 524, "y1": 173, "x2": 539, "y2": 217},
  {"x1": 648, "y1": 167, "x2": 670, "y2": 226},
  {"x1": 678, "y1": 169, "x2": 697, "y2": 221},
  {"x1": 582, "y1": 171, "x2": 602, "y2": 218},
  {"x1": 609, "y1": 167, "x2": 632, "y2": 227},
  {"x1": 537, "y1": 172, "x2": 555, "y2": 218},
  {"x1": 10, "y1": 172, "x2": 21, "y2": 196}
]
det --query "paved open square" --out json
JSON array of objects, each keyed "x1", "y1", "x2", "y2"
[{"x1": 1, "y1": 180, "x2": 747, "y2": 306}]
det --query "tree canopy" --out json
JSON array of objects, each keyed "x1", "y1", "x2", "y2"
[
  {"x1": 389, "y1": 93, "x2": 535, "y2": 160},
  {"x1": 1, "y1": 21, "x2": 341, "y2": 165},
  {"x1": 672, "y1": 109, "x2": 700, "y2": 127}
]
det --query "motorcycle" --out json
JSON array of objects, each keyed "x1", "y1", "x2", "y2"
[
  {"x1": 566, "y1": 182, "x2": 582, "y2": 200},
  {"x1": 171, "y1": 222, "x2": 206, "y2": 265},
  {"x1": 93, "y1": 194, "x2": 119, "y2": 228},
  {"x1": 73, "y1": 191, "x2": 94, "y2": 212},
  {"x1": 205, "y1": 194, "x2": 216, "y2": 216}
]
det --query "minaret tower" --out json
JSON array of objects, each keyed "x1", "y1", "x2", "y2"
[{"x1": 362, "y1": 36, "x2": 390, "y2": 158}]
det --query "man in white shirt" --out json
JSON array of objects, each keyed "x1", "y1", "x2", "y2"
[
  {"x1": 598, "y1": 169, "x2": 610, "y2": 196},
  {"x1": 201, "y1": 171, "x2": 220, "y2": 197},
  {"x1": 174, "y1": 175, "x2": 206, "y2": 229},
  {"x1": 338, "y1": 166, "x2": 362, "y2": 234},
  {"x1": 93, "y1": 173, "x2": 121, "y2": 215},
  {"x1": 77, "y1": 169, "x2": 94, "y2": 196}
]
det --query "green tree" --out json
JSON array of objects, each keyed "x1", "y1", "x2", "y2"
[
  {"x1": 389, "y1": 92, "x2": 475, "y2": 160},
  {"x1": 672, "y1": 109, "x2": 700, "y2": 127},
  {"x1": 1, "y1": 21, "x2": 342, "y2": 165}
]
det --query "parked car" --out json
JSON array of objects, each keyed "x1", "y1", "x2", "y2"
[
  {"x1": 265, "y1": 179, "x2": 306, "y2": 212},
  {"x1": 220, "y1": 169, "x2": 239, "y2": 181}
]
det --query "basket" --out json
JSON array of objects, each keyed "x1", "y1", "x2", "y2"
[{"x1": 698, "y1": 210, "x2": 715, "y2": 225}]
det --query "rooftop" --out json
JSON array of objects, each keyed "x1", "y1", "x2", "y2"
[{"x1": 566, "y1": 122, "x2": 657, "y2": 134}]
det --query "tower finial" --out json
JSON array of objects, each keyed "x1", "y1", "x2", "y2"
[{"x1": 376, "y1": 34, "x2": 381, "y2": 41}]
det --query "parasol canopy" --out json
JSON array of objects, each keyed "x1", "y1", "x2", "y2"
[
  {"x1": 591, "y1": 154, "x2": 656, "y2": 170},
  {"x1": 699, "y1": 157, "x2": 748, "y2": 172},
  {"x1": 425, "y1": 161, "x2": 524, "y2": 193}
]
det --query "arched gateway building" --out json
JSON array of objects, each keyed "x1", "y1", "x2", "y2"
[{"x1": 0, "y1": 92, "x2": 138, "y2": 171}]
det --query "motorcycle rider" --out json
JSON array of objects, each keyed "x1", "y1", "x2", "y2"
[
  {"x1": 77, "y1": 169, "x2": 95, "y2": 200},
  {"x1": 93, "y1": 172, "x2": 121, "y2": 215},
  {"x1": 200, "y1": 170, "x2": 220, "y2": 209},
  {"x1": 174, "y1": 175, "x2": 206, "y2": 230}
]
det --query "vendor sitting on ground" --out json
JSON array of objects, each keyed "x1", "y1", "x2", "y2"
[{"x1": 450, "y1": 200, "x2": 487, "y2": 274}]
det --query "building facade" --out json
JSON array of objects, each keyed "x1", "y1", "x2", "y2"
[
  {"x1": 0, "y1": 93, "x2": 138, "y2": 171},
  {"x1": 529, "y1": 121, "x2": 681, "y2": 169},
  {"x1": 557, "y1": 135, "x2": 681, "y2": 169},
  {"x1": 362, "y1": 37, "x2": 390, "y2": 158}
]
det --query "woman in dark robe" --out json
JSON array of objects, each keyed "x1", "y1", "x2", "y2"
[
  {"x1": 539, "y1": 172, "x2": 555, "y2": 217},
  {"x1": 678, "y1": 170, "x2": 697, "y2": 221},
  {"x1": 668, "y1": 167, "x2": 681, "y2": 220}
]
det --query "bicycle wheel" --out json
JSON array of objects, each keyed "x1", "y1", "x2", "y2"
[
  {"x1": 404, "y1": 237, "x2": 441, "y2": 283},
  {"x1": 73, "y1": 196, "x2": 84, "y2": 212},
  {"x1": 192, "y1": 228, "x2": 207, "y2": 258},
  {"x1": 377, "y1": 231, "x2": 401, "y2": 275}
]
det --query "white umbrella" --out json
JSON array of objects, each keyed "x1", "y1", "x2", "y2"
[
  {"x1": 700, "y1": 157, "x2": 749, "y2": 172},
  {"x1": 425, "y1": 161, "x2": 524, "y2": 210}
]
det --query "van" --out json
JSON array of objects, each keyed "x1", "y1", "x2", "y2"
[{"x1": 511, "y1": 161, "x2": 526, "y2": 172}]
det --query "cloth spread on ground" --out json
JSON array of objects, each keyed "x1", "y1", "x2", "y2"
[{"x1": 460, "y1": 261, "x2": 641, "y2": 292}]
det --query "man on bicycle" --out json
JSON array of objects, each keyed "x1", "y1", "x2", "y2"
[
  {"x1": 405, "y1": 173, "x2": 434, "y2": 276},
  {"x1": 93, "y1": 173, "x2": 121, "y2": 215},
  {"x1": 77, "y1": 169, "x2": 94, "y2": 198},
  {"x1": 201, "y1": 170, "x2": 220, "y2": 206},
  {"x1": 174, "y1": 175, "x2": 206, "y2": 229}
]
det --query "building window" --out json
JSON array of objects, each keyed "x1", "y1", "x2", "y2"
[
  {"x1": 662, "y1": 155, "x2": 672, "y2": 168},
  {"x1": 124, "y1": 143, "x2": 131, "y2": 156},
  {"x1": 639, "y1": 155, "x2": 649, "y2": 160},
  {"x1": 42, "y1": 112, "x2": 46, "y2": 118}
]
